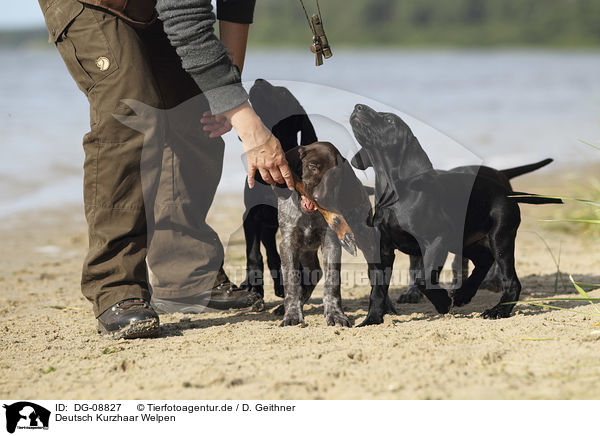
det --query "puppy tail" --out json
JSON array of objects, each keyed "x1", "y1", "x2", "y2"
[
  {"x1": 501, "y1": 158, "x2": 553, "y2": 179},
  {"x1": 509, "y1": 191, "x2": 563, "y2": 205}
]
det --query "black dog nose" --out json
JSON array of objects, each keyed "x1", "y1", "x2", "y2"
[{"x1": 355, "y1": 104, "x2": 364, "y2": 112}]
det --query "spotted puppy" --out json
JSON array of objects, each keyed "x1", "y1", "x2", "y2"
[
  {"x1": 241, "y1": 79, "x2": 318, "y2": 299},
  {"x1": 275, "y1": 142, "x2": 372, "y2": 327}
]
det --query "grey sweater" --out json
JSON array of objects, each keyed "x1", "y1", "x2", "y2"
[{"x1": 155, "y1": 0, "x2": 256, "y2": 115}]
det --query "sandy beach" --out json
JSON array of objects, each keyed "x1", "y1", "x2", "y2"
[{"x1": 1, "y1": 164, "x2": 599, "y2": 400}]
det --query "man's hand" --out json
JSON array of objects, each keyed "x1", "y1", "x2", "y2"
[
  {"x1": 244, "y1": 133, "x2": 294, "y2": 189},
  {"x1": 201, "y1": 111, "x2": 233, "y2": 137},
  {"x1": 224, "y1": 102, "x2": 295, "y2": 190}
]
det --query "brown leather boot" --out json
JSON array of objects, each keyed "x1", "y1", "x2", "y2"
[{"x1": 97, "y1": 298, "x2": 160, "y2": 339}]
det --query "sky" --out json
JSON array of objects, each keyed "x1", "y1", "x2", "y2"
[{"x1": 1, "y1": 2, "x2": 45, "y2": 29}]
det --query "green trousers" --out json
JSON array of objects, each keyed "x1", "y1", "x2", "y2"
[{"x1": 40, "y1": 0, "x2": 228, "y2": 316}]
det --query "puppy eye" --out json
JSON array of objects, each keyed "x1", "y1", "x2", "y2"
[
  {"x1": 386, "y1": 116, "x2": 395, "y2": 124},
  {"x1": 308, "y1": 163, "x2": 319, "y2": 171}
]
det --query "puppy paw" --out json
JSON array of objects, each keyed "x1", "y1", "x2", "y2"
[
  {"x1": 271, "y1": 304, "x2": 285, "y2": 316},
  {"x1": 357, "y1": 313, "x2": 384, "y2": 327},
  {"x1": 432, "y1": 293, "x2": 452, "y2": 314},
  {"x1": 280, "y1": 312, "x2": 305, "y2": 327},
  {"x1": 396, "y1": 286, "x2": 423, "y2": 304},
  {"x1": 481, "y1": 305, "x2": 511, "y2": 319},
  {"x1": 451, "y1": 289, "x2": 473, "y2": 307},
  {"x1": 325, "y1": 311, "x2": 352, "y2": 327}
]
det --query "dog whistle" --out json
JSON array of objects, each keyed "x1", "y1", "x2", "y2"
[
  {"x1": 311, "y1": 38, "x2": 324, "y2": 66},
  {"x1": 311, "y1": 14, "x2": 332, "y2": 59}
]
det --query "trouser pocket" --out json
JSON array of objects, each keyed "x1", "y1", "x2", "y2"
[
  {"x1": 43, "y1": 0, "x2": 119, "y2": 94},
  {"x1": 82, "y1": 138, "x2": 145, "y2": 209}
]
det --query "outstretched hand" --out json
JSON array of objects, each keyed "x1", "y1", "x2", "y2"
[
  {"x1": 224, "y1": 102, "x2": 295, "y2": 190},
  {"x1": 244, "y1": 133, "x2": 294, "y2": 189}
]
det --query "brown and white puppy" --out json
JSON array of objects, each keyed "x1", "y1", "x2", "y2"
[
  {"x1": 275, "y1": 142, "x2": 374, "y2": 327},
  {"x1": 241, "y1": 79, "x2": 318, "y2": 299}
]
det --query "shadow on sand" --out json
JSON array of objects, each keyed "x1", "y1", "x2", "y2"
[{"x1": 157, "y1": 272, "x2": 600, "y2": 337}]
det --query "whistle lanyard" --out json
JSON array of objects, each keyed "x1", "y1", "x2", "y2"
[{"x1": 298, "y1": 0, "x2": 323, "y2": 33}]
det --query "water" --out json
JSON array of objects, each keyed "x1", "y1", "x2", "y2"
[{"x1": 1, "y1": 48, "x2": 599, "y2": 217}]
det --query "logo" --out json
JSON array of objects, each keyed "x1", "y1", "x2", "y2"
[
  {"x1": 2, "y1": 402, "x2": 50, "y2": 434},
  {"x1": 95, "y1": 56, "x2": 110, "y2": 71}
]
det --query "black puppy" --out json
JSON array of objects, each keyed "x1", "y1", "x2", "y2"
[
  {"x1": 349, "y1": 104, "x2": 561, "y2": 325},
  {"x1": 352, "y1": 148, "x2": 556, "y2": 303},
  {"x1": 239, "y1": 79, "x2": 318, "y2": 298}
]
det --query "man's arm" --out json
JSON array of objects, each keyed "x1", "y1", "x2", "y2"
[
  {"x1": 155, "y1": 0, "x2": 248, "y2": 115},
  {"x1": 219, "y1": 21, "x2": 250, "y2": 71},
  {"x1": 200, "y1": 20, "x2": 251, "y2": 138},
  {"x1": 200, "y1": 4, "x2": 252, "y2": 140},
  {"x1": 154, "y1": 0, "x2": 293, "y2": 189},
  {"x1": 217, "y1": 0, "x2": 256, "y2": 71}
]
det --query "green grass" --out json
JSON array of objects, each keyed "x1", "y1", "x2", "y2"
[
  {"x1": 542, "y1": 180, "x2": 600, "y2": 236},
  {"x1": 538, "y1": 140, "x2": 600, "y2": 235},
  {"x1": 529, "y1": 232, "x2": 568, "y2": 293},
  {"x1": 510, "y1": 140, "x2": 600, "y2": 326},
  {"x1": 511, "y1": 276, "x2": 600, "y2": 326}
]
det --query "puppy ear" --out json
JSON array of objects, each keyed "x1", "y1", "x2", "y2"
[
  {"x1": 342, "y1": 161, "x2": 370, "y2": 205},
  {"x1": 284, "y1": 145, "x2": 304, "y2": 179},
  {"x1": 272, "y1": 145, "x2": 304, "y2": 192},
  {"x1": 317, "y1": 160, "x2": 368, "y2": 213},
  {"x1": 351, "y1": 148, "x2": 372, "y2": 170}
]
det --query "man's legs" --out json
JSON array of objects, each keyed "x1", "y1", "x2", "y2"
[
  {"x1": 39, "y1": 0, "x2": 167, "y2": 337},
  {"x1": 40, "y1": 0, "x2": 257, "y2": 338},
  {"x1": 134, "y1": 18, "x2": 261, "y2": 312}
]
